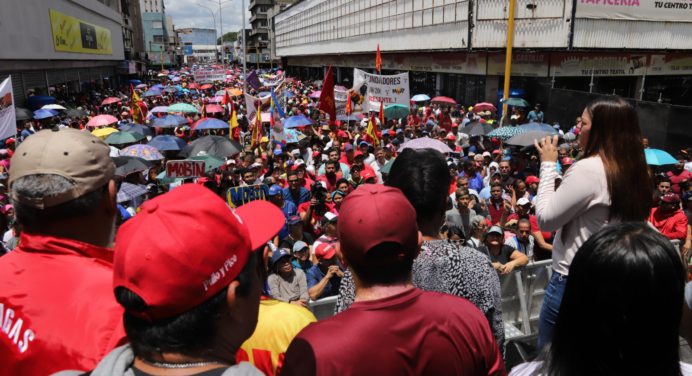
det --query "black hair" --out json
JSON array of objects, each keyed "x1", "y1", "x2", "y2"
[
  {"x1": 115, "y1": 251, "x2": 260, "y2": 361},
  {"x1": 335, "y1": 178, "x2": 349, "y2": 187},
  {"x1": 542, "y1": 222, "x2": 685, "y2": 376},
  {"x1": 386, "y1": 148, "x2": 451, "y2": 233},
  {"x1": 346, "y1": 242, "x2": 415, "y2": 288},
  {"x1": 324, "y1": 160, "x2": 338, "y2": 168},
  {"x1": 446, "y1": 225, "x2": 465, "y2": 240},
  {"x1": 286, "y1": 170, "x2": 298, "y2": 178}
]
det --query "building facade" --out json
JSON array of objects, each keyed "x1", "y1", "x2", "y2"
[
  {"x1": 140, "y1": 0, "x2": 175, "y2": 67},
  {"x1": 0, "y1": 0, "x2": 126, "y2": 106},
  {"x1": 248, "y1": 0, "x2": 272, "y2": 66},
  {"x1": 179, "y1": 28, "x2": 218, "y2": 64}
]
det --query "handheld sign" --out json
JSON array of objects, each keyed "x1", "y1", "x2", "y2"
[
  {"x1": 226, "y1": 184, "x2": 269, "y2": 208},
  {"x1": 166, "y1": 160, "x2": 206, "y2": 178}
]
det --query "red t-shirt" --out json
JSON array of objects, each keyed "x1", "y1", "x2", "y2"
[
  {"x1": 668, "y1": 170, "x2": 692, "y2": 195},
  {"x1": 297, "y1": 202, "x2": 337, "y2": 237},
  {"x1": 506, "y1": 213, "x2": 552, "y2": 242},
  {"x1": 281, "y1": 288, "x2": 505, "y2": 376}
]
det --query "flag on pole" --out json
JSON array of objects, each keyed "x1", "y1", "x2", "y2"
[
  {"x1": 379, "y1": 101, "x2": 385, "y2": 127},
  {"x1": 229, "y1": 101, "x2": 240, "y2": 141},
  {"x1": 200, "y1": 103, "x2": 206, "y2": 118},
  {"x1": 270, "y1": 89, "x2": 286, "y2": 118},
  {"x1": 247, "y1": 70, "x2": 261, "y2": 91},
  {"x1": 0, "y1": 76, "x2": 16, "y2": 140},
  {"x1": 318, "y1": 65, "x2": 336, "y2": 125},
  {"x1": 375, "y1": 44, "x2": 382, "y2": 74},
  {"x1": 345, "y1": 90, "x2": 352, "y2": 116},
  {"x1": 366, "y1": 112, "x2": 380, "y2": 147},
  {"x1": 269, "y1": 98, "x2": 276, "y2": 128},
  {"x1": 130, "y1": 84, "x2": 145, "y2": 124},
  {"x1": 251, "y1": 100, "x2": 263, "y2": 149},
  {"x1": 222, "y1": 90, "x2": 233, "y2": 113}
]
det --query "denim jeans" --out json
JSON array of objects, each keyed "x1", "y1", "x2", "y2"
[{"x1": 537, "y1": 271, "x2": 568, "y2": 350}]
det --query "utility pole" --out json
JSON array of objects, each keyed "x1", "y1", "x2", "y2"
[
  {"x1": 242, "y1": 0, "x2": 247, "y2": 94},
  {"x1": 218, "y1": 0, "x2": 224, "y2": 67},
  {"x1": 500, "y1": 0, "x2": 516, "y2": 126}
]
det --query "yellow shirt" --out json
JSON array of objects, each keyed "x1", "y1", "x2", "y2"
[{"x1": 237, "y1": 298, "x2": 316, "y2": 375}]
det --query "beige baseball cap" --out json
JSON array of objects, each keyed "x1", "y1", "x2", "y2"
[{"x1": 9, "y1": 128, "x2": 115, "y2": 209}]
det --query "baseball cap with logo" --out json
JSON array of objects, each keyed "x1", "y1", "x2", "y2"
[
  {"x1": 113, "y1": 184, "x2": 284, "y2": 321},
  {"x1": 268, "y1": 184, "x2": 282, "y2": 196},
  {"x1": 338, "y1": 185, "x2": 418, "y2": 264},
  {"x1": 315, "y1": 243, "x2": 336, "y2": 260},
  {"x1": 9, "y1": 128, "x2": 115, "y2": 209}
]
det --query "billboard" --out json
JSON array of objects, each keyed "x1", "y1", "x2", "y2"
[
  {"x1": 49, "y1": 9, "x2": 113, "y2": 55},
  {"x1": 576, "y1": 0, "x2": 692, "y2": 23}
]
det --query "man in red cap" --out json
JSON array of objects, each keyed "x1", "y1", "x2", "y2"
[
  {"x1": 83, "y1": 184, "x2": 284, "y2": 375},
  {"x1": 282, "y1": 185, "x2": 505, "y2": 376},
  {"x1": 649, "y1": 193, "x2": 688, "y2": 242},
  {"x1": 0, "y1": 128, "x2": 124, "y2": 374}
]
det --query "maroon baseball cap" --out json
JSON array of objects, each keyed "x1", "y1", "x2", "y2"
[
  {"x1": 113, "y1": 184, "x2": 284, "y2": 321},
  {"x1": 337, "y1": 185, "x2": 419, "y2": 263},
  {"x1": 661, "y1": 193, "x2": 680, "y2": 204}
]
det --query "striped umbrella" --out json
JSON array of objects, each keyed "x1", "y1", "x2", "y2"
[{"x1": 487, "y1": 126, "x2": 526, "y2": 141}]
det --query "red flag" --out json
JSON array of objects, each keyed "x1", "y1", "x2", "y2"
[
  {"x1": 375, "y1": 44, "x2": 382, "y2": 73},
  {"x1": 379, "y1": 101, "x2": 385, "y2": 128},
  {"x1": 222, "y1": 90, "x2": 232, "y2": 113},
  {"x1": 318, "y1": 65, "x2": 336, "y2": 125},
  {"x1": 251, "y1": 100, "x2": 263, "y2": 149},
  {"x1": 345, "y1": 90, "x2": 352, "y2": 116}
]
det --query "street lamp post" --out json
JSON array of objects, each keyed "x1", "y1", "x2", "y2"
[{"x1": 241, "y1": 0, "x2": 247, "y2": 94}]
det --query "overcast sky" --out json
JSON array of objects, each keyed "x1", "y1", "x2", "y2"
[{"x1": 165, "y1": 0, "x2": 251, "y2": 36}]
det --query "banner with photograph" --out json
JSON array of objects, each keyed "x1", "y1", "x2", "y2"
[
  {"x1": 0, "y1": 77, "x2": 17, "y2": 141},
  {"x1": 49, "y1": 9, "x2": 113, "y2": 55},
  {"x1": 352, "y1": 69, "x2": 410, "y2": 112}
]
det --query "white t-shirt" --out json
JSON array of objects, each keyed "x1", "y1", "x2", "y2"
[{"x1": 510, "y1": 361, "x2": 692, "y2": 376}]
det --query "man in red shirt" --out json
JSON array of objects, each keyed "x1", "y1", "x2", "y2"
[
  {"x1": 649, "y1": 193, "x2": 688, "y2": 242},
  {"x1": 0, "y1": 128, "x2": 125, "y2": 374},
  {"x1": 282, "y1": 185, "x2": 505, "y2": 376},
  {"x1": 667, "y1": 158, "x2": 691, "y2": 195}
]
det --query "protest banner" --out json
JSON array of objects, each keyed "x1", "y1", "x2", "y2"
[
  {"x1": 226, "y1": 184, "x2": 269, "y2": 208},
  {"x1": 193, "y1": 69, "x2": 226, "y2": 83},
  {"x1": 166, "y1": 160, "x2": 205, "y2": 178},
  {"x1": 0, "y1": 77, "x2": 16, "y2": 141},
  {"x1": 352, "y1": 69, "x2": 410, "y2": 112}
]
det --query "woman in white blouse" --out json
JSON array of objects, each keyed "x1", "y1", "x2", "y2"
[{"x1": 533, "y1": 97, "x2": 652, "y2": 349}]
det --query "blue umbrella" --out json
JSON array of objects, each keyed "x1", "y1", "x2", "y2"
[
  {"x1": 283, "y1": 115, "x2": 314, "y2": 129},
  {"x1": 194, "y1": 118, "x2": 230, "y2": 130},
  {"x1": 148, "y1": 135, "x2": 187, "y2": 151},
  {"x1": 128, "y1": 79, "x2": 142, "y2": 85},
  {"x1": 143, "y1": 89, "x2": 162, "y2": 97},
  {"x1": 411, "y1": 94, "x2": 431, "y2": 102},
  {"x1": 118, "y1": 122, "x2": 153, "y2": 136},
  {"x1": 519, "y1": 122, "x2": 558, "y2": 134},
  {"x1": 645, "y1": 148, "x2": 678, "y2": 166},
  {"x1": 33, "y1": 109, "x2": 57, "y2": 120},
  {"x1": 152, "y1": 114, "x2": 188, "y2": 128},
  {"x1": 151, "y1": 84, "x2": 164, "y2": 90},
  {"x1": 487, "y1": 126, "x2": 526, "y2": 141}
]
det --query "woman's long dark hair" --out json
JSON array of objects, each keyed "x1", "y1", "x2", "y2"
[
  {"x1": 583, "y1": 97, "x2": 652, "y2": 221},
  {"x1": 541, "y1": 222, "x2": 685, "y2": 376}
]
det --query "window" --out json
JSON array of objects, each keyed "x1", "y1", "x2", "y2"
[
  {"x1": 152, "y1": 21, "x2": 163, "y2": 28},
  {"x1": 153, "y1": 35, "x2": 165, "y2": 43}
]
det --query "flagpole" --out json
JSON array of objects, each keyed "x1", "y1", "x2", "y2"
[{"x1": 241, "y1": 0, "x2": 247, "y2": 95}]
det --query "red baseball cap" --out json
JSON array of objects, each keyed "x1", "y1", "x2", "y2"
[
  {"x1": 525, "y1": 175, "x2": 540, "y2": 185},
  {"x1": 113, "y1": 184, "x2": 284, "y2": 321},
  {"x1": 445, "y1": 134, "x2": 457, "y2": 141},
  {"x1": 354, "y1": 150, "x2": 364, "y2": 158},
  {"x1": 315, "y1": 243, "x2": 336, "y2": 260},
  {"x1": 337, "y1": 185, "x2": 419, "y2": 263},
  {"x1": 337, "y1": 130, "x2": 348, "y2": 138},
  {"x1": 361, "y1": 169, "x2": 377, "y2": 181}
]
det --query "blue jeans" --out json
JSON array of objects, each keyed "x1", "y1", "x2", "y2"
[{"x1": 537, "y1": 271, "x2": 568, "y2": 350}]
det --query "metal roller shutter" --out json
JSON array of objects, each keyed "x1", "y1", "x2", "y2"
[
  {"x1": 65, "y1": 70, "x2": 79, "y2": 82},
  {"x1": 47, "y1": 70, "x2": 65, "y2": 86},
  {"x1": 22, "y1": 71, "x2": 47, "y2": 94}
]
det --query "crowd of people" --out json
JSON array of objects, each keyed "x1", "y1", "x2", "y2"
[{"x1": 0, "y1": 64, "x2": 691, "y2": 375}]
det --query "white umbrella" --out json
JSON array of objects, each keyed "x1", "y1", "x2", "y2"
[{"x1": 42, "y1": 104, "x2": 67, "y2": 111}]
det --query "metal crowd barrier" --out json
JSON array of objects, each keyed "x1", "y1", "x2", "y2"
[{"x1": 306, "y1": 259, "x2": 553, "y2": 344}]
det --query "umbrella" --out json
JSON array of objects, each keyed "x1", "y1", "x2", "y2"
[
  {"x1": 336, "y1": 114, "x2": 364, "y2": 122},
  {"x1": 41, "y1": 104, "x2": 67, "y2": 111},
  {"x1": 283, "y1": 115, "x2": 314, "y2": 129},
  {"x1": 65, "y1": 108, "x2": 86, "y2": 118},
  {"x1": 156, "y1": 170, "x2": 183, "y2": 185},
  {"x1": 411, "y1": 94, "x2": 431, "y2": 102},
  {"x1": 105, "y1": 130, "x2": 145, "y2": 145},
  {"x1": 152, "y1": 114, "x2": 188, "y2": 128},
  {"x1": 193, "y1": 117, "x2": 230, "y2": 130},
  {"x1": 519, "y1": 122, "x2": 558, "y2": 134},
  {"x1": 119, "y1": 123, "x2": 152, "y2": 136},
  {"x1": 33, "y1": 109, "x2": 57, "y2": 120},
  {"x1": 380, "y1": 159, "x2": 395, "y2": 175},
  {"x1": 189, "y1": 155, "x2": 225, "y2": 172},
  {"x1": 309, "y1": 91, "x2": 321, "y2": 99},
  {"x1": 150, "y1": 106, "x2": 170, "y2": 113},
  {"x1": 204, "y1": 104, "x2": 224, "y2": 113},
  {"x1": 459, "y1": 121, "x2": 494, "y2": 136},
  {"x1": 143, "y1": 89, "x2": 162, "y2": 97},
  {"x1": 128, "y1": 79, "x2": 142, "y2": 85},
  {"x1": 120, "y1": 144, "x2": 164, "y2": 160},
  {"x1": 229, "y1": 88, "x2": 243, "y2": 96},
  {"x1": 384, "y1": 104, "x2": 410, "y2": 119},
  {"x1": 168, "y1": 103, "x2": 199, "y2": 113},
  {"x1": 473, "y1": 102, "x2": 497, "y2": 112},
  {"x1": 135, "y1": 84, "x2": 148, "y2": 89},
  {"x1": 117, "y1": 182, "x2": 148, "y2": 204},
  {"x1": 163, "y1": 86, "x2": 178, "y2": 93},
  {"x1": 431, "y1": 96, "x2": 457, "y2": 105},
  {"x1": 151, "y1": 84, "x2": 164, "y2": 90},
  {"x1": 15, "y1": 107, "x2": 32, "y2": 121},
  {"x1": 645, "y1": 148, "x2": 678, "y2": 166},
  {"x1": 101, "y1": 97, "x2": 121, "y2": 106},
  {"x1": 200, "y1": 84, "x2": 213, "y2": 90},
  {"x1": 563, "y1": 132, "x2": 576, "y2": 141},
  {"x1": 148, "y1": 135, "x2": 187, "y2": 151},
  {"x1": 187, "y1": 83, "x2": 199, "y2": 89},
  {"x1": 398, "y1": 137, "x2": 453, "y2": 154},
  {"x1": 180, "y1": 136, "x2": 242, "y2": 158},
  {"x1": 113, "y1": 156, "x2": 150, "y2": 177},
  {"x1": 502, "y1": 97, "x2": 530, "y2": 107},
  {"x1": 487, "y1": 126, "x2": 526, "y2": 141},
  {"x1": 87, "y1": 114, "x2": 118, "y2": 127},
  {"x1": 91, "y1": 127, "x2": 119, "y2": 139},
  {"x1": 506, "y1": 130, "x2": 556, "y2": 147}
]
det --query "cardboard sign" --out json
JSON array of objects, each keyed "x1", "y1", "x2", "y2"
[
  {"x1": 352, "y1": 69, "x2": 410, "y2": 112},
  {"x1": 226, "y1": 185, "x2": 269, "y2": 208},
  {"x1": 166, "y1": 160, "x2": 205, "y2": 178}
]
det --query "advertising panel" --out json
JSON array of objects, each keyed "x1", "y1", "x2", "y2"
[
  {"x1": 49, "y1": 9, "x2": 113, "y2": 55},
  {"x1": 576, "y1": 0, "x2": 692, "y2": 23}
]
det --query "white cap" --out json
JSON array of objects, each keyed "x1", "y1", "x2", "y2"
[
  {"x1": 517, "y1": 197, "x2": 531, "y2": 206},
  {"x1": 482, "y1": 151, "x2": 491, "y2": 157}
]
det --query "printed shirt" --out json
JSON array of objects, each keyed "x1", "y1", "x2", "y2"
[{"x1": 0, "y1": 232, "x2": 126, "y2": 375}]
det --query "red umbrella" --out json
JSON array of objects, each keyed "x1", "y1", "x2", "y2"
[
  {"x1": 101, "y1": 97, "x2": 122, "y2": 106},
  {"x1": 86, "y1": 114, "x2": 119, "y2": 127},
  {"x1": 187, "y1": 83, "x2": 199, "y2": 89},
  {"x1": 200, "y1": 84, "x2": 213, "y2": 90},
  {"x1": 473, "y1": 102, "x2": 497, "y2": 112},
  {"x1": 431, "y1": 96, "x2": 457, "y2": 105},
  {"x1": 205, "y1": 104, "x2": 224, "y2": 113}
]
